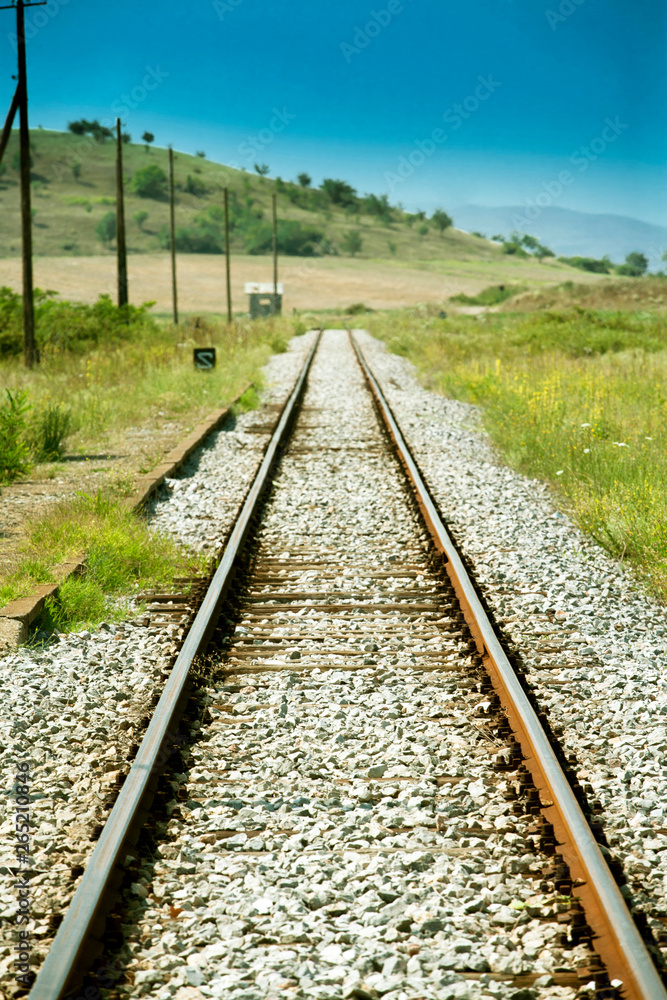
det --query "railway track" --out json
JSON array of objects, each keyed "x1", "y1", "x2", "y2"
[{"x1": 28, "y1": 330, "x2": 666, "y2": 1000}]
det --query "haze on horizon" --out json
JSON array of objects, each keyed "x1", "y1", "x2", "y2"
[{"x1": 1, "y1": 0, "x2": 664, "y2": 227}]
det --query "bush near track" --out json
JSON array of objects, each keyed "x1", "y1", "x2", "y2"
[
  {"x1": 369, "y1": 302, "x2": 667, "y2": 600},
  {"x1": 0, "y1": 292, "x2": 300, "y2": 475},
  {"x1": 0, "y1": 294, "x2": 303, "y2": 626}
]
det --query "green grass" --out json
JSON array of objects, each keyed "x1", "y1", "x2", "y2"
[
  {"x1": 0, "y1": 298, "x2": 302, "y2": 628},
  {"x1": 1, "y1": 482, "x2": 206, "y2": 630},
  {"x1": 0, "y1": 308, "x2": 301, "y2": 460},
  {"x1": 450, "y1": 283, "x2": 525, "y2": 306},
  {"x1": 368, "y1": 305, "x2": 667, "y2": 600}
]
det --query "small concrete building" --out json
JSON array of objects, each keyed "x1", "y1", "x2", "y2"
[{"x1": 245, "y1": 282, "x2": 284, "y2": 319}]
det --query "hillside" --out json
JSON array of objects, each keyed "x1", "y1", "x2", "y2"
[{"x1": 0, "y1": 129, "x2": 503, "y2": 263}]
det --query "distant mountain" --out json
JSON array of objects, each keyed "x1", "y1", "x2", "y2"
[{"x1": 452, "y1": 205, "x2": 667, "y2": 269}]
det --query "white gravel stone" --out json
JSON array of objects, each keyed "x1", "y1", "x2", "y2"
[
  {"x1": 115, "y1": 333, "x2": 584, "y2": 1000},
  {"x1": 356, "y1": 326, "x2": 667, "y2": 958}
]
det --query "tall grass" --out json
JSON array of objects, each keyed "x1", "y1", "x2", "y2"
[
  {"x1": 368, "y1": 306, "x2": 667, "y2": 599},
  {"x1": 0, "y1": 306, "x2": 302, "y2": 462},
  {"x1": 1, "y1": 483, "x2": 206, "y2": 628}
]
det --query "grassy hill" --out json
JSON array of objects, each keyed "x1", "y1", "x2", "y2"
[{"x1": 0, "y1": 129, "x2": 512, "y2": 263}]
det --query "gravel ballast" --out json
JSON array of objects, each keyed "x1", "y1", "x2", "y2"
[
  {"x1": 0, "y1": 335, "x2": 315, "y2": 995},
  {"x1": 4, "y1": 327, "x2": 664, "y2": 997},
  {"x1": 113, "y1": 332, "x2": 594, "y2": 1000},
  {"x1": 355, "y1": 328, "x2": 667, "y2": 962}
]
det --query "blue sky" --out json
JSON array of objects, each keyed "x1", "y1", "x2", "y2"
[{"x1": 1, "y1": 0, "x2": 665, "y2": 224}]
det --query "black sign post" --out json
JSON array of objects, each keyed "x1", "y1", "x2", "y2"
[{"x1": 193, "y1": 348, "x2": 216, "y2": 370}]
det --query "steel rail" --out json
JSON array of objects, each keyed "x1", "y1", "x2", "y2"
[
  {"x1": 349, "y1": 330, "x2": 666, "y2": 1000},
  {"x1": 30, "y1": 331, "x2": 322, "y2": 1000}
]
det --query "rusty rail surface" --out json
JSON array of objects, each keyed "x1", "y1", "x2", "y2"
[
  {"x1": 29, "y1": 332, "x2": 322, "y2": 1000},
  {"x1": 349, "y1": 328, "x2": 666, "y2": 1000}
]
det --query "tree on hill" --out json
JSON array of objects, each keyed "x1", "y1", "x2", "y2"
[
  {"x1": 431, "y1": 208, "x2": 453, "y2": 236},
  {"x1": 134, "y1": 210, "x2": 149, "y2": 231},
  {"x1": 321, "y1": 178, "x2": 357, "y2": 207},
  {"x1": 362, "y1": 193, "x2": 392, "y2": 219},
  {"x1": 67, "y1": 118, "x2": 113, "y2": 141},
  {"x1": 96, "y1": 211, "x2": 116, "y2": 248},
  {"x1": 535, "y1": 244, "x2": 555, "y2": 261},
  {"x1": 142, "y1": 131, "x2": 155, "y2": 152},
  {"x1": 520, "y1": 234, "x2": 540, "y2": 251},
  {"x1": 254, "y1": 163, "x2": 270, "y2": 176},
  {"x1": 341, "y1": 229, "x2": 363, "y2": 256},
  {"x1": 297, "y1": 172, "x2": 311, "y2": 187},
  {"x1": 618, "y1": 251, "x2": 649, "y2": 276},
  {"x1": 131, "y1": 164, "x2": 168, "y2": 199}
]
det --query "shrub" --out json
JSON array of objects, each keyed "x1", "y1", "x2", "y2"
[
  {"x1": 450, "y1": 284, "x2": 525, "y2": 306},
  {"x1": 559, "y1": 255, "x2": 611, "y2": 274},
  {"x1": 0, "y1": 287, "x2": 23, "y2": 356},
  {"x1": 26, "y1": 401, "x2": 74, "y2": 462},
  {"x1": 341, "y1": 230, "x2": 363, "y2": 256},
  {"x1": 431, "y1": 209, "x2": 453, "y2": 235},
  {"x1": 95, "y1": 211, "x2": 116, "y2": 247},
  {"x1": 0, "y1": 389, "x2": 32, "y2": 484},
  {"x1": 131, "y1": 163, "x2": 168, "y2": 199},
  {"x1": 159, "y1": 205, "x2": 225, "y2": 253},
  {"x1": 244, "y1": 219, "x2": 324, "y2": 256},
  {"x1": 321, "y1": 178, "x2": 357, "y2": 207},
  {"x1": 184, "y1": 174, "x2": 208, "y2": 197},
  {"x1": 0, "y1": 288, "x2": 158, "y2": 357},
  {"x1": 345, "y1": 302, "x2": 372, "y2": 315},
  {"x1": 134, "y1": 210, "x2": 149, "y2": 231}
]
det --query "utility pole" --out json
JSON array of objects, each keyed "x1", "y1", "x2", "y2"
[
  {"x1": 116, "y1": 117, "x2": 128, "y2": 309},
  {"x1": 272, "y1": 192, "x2": 278, "y2": 316},
  {"x1": 168, "y1": 146, "x2": 178, "y2": 325},
  {"x1": 0, "y1": 86, "x2": 19, "y2": 166},
  {"x1": 0, "y1": 0, "x2": 46, "y2": 367},
  {"x1": 224, "y1": 187, "x2": 232, "y2": 324}
]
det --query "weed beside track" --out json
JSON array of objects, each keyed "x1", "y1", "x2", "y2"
[{"x1": 369, "y1": 305, "x2": 667, "y2": 600}]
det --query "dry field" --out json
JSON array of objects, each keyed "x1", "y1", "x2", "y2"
[{"x1": 0, "y1": 252, "x2": 591, "y2": 314}]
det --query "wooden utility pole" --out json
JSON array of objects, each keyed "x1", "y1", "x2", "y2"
[
  {"x1": 272, "y1": 192, "x2": 278, "y2": 316},
  {"x1": 116, "y1": 118, "x2": 128, "y2": 309},
  {"x1": 168, "y1": 147, "x2": 178, "y2": 325},
  {"x1": 0, "y1": 0, "x2": 45, "y2": 367},
  {"x1": 224, "y1": 187, "x2": 232, "y2": 324},
  {"x1": 17, "y1": 1, "x2": 35, "y2": 366},
  {"x1": 0, "y1": 86, "x2": 19, "y2": 167}
]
